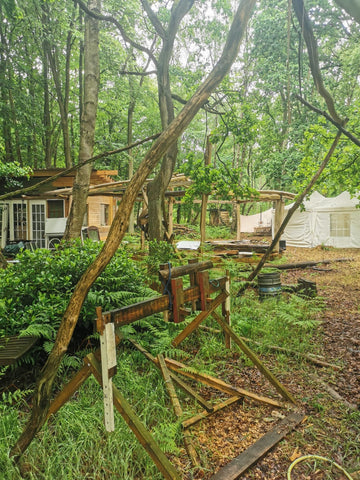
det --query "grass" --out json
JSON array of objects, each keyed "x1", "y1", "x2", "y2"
[{"x1": 1, "y1": 253, "x2": 359, "y2": 479}]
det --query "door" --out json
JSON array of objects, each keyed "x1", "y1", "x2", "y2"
[
  {"x1": 11, "y1": 202, "x2": 27, "y2": 242},
  {"x1": 31, "y1": 202, "x2": 46, "y2": 248}
]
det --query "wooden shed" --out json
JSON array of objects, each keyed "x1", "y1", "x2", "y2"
[{"x1": 0, "y1": 169, "x2": 119, "y2": 248}]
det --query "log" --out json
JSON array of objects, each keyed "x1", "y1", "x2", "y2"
[{"x1": 264, "y1": 258, "x2": 352, "y2": 270}]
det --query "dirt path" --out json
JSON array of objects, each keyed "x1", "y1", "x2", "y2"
[
  {"x1": 282, "y1": 246, "x2": 360, "y2": 406},
  {"x1": 190, "y1": 246, "x2": 360, "y2": 480}
]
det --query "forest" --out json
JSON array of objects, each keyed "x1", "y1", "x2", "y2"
[{"x1": 1, "y1": 0, "x2": 360, "y2": 479}]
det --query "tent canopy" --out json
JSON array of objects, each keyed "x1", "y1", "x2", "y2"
[{"x1": 281, "y1": 191, "x2": 360, "y2": 248}]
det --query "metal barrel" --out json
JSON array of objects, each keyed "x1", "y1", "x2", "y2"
[{"x1": 258, "y1": 271, "x2": 281, "y2": 299}]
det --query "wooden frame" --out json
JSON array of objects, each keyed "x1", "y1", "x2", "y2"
[{"x1": 47, "y1": 261, "x2": 298, "y2": 479}]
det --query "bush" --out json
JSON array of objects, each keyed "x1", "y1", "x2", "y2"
[{"x1": 0, "y1": 240, "x2": 153, "y2": 358}]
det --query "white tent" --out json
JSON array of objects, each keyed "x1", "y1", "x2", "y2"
[{"x1": 281, "y1": 191, "x2": 360, "y2": 248}]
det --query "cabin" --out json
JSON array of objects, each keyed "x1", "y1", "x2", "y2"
[{"x1": 0, "y1": 169, "x2": 119, "y2": 249}]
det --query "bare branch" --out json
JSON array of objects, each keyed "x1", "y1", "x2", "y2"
[
  {"x1": 292, "y1": 0, "x2": 344, "y2": 125},
  {"x1": 295, "y1": 94, "x2": 360, "y2": 148}
]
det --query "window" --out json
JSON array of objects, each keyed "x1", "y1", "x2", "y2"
[
  {"x1": 48, "y1": 200, "x2": 64, "y2": 218},
  {"x1": 100, "y1": 204, "x2": 109, "y2": 226},
  {"x1": 330, "y1": 213, "x2": 350, "y2": 237}
]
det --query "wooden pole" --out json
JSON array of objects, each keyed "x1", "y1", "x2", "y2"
[
  {"x1": 200, "y1": 136, "x2": 212, "y2": 248},
  {"x1": 236, "y1": 202, "x2": 241, "y2": 241},
  {"x1": 273, "y1": 198, "x2": 285, "y2": 253}
]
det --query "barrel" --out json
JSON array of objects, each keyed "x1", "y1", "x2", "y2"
[{"x1": 258, "y1": 271, "x2": 281, "y2": 299}]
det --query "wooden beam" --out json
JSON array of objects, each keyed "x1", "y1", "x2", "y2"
[
  {"x1": 158, "y1": 354, "x2": 201, "y2": 468},
  {"x1": 212, "y1": 314, "x2": 296, "y2": 404},
  {"x1": 87, "y1": 354, "x2": 181, "y2": 480},
  {"x1": 209, "y1": 412, "x2": 305, "y2": 480},
  {"x1": 164, "y1": 358, "x2": 284, "y2": 408},
  {"x1": 172, "y1": 292, "x2": 228, "y2": 347},
  {"x1": 182, "y1": 396, "x2": 242, "y2": 429},
  {"x1": 47, "y1": 362, "x2": 92, "y2": 419},
  {"x1": 109, "y1": 278, "x2": 226, "y2": 327},
  {"x1": 159, "y1": 261, "x2": 213, "y2": 280}
]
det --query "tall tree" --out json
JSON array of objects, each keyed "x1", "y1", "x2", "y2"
[{"x1": 63, "y1": 0, "x2": 101, "y2": 240}]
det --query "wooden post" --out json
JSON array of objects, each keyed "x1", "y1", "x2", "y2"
[
  {"x1": 97, "y1": 308, "x2": 117, "y2": 432},
  {"x1": 223, "y1": 271, "x2": 231, "y2": 349},
  {"x1": 273, "y1": 198, "x2": 285, "y2": 253},
  {"x1": 200, "y1": 136, "x2": 212, "y2": 248},
  {"x1": 168, "y1": 195, "x2": 174, "y2": 238},
  {"x1": 87, "y1": 354, "x2": 181, "y2": 480},
  {"x1": 236, "y1": 202, "x2": 241, "y2": 241}
]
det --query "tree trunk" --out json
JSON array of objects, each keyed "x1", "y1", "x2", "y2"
[
  {"x1": 63, "y1": 0, "x2": 100, "y2": 241},
  {"x1": 10, "y1": 0, "x2": 255, "y2": 459},
  {"x1": 146, "y1": 0, "x2": 194, "y2": 242}
]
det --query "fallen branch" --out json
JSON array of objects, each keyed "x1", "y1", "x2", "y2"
[
  {"x1": 237, "y1": 336, "x2": 341, "y2": 370},
  {"x1": 310, "y1": 375, "x2": 358, "y2": 410},
  {"x1": 264, "y1": 258, "x2": 352, "y2": 270}
]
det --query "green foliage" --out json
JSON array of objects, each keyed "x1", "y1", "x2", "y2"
[
  {"x1": 232, "y1": 290, "x2": 324, "y2": 354},
  {"x1": 181, "y1": 158, "x2": 258, "y2": 203},
  {"x1": 146, "y1": 240, "x2": 178, "y2": 275},
  {"x1": 0, "y1": 240, "x2": 150, "y2": 359},
  {"x1": 0, "y1": 161, "x2": 32, "y2": 192}
]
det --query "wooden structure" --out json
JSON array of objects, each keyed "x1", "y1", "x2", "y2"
[
  {"x1": 46, "y1": 261, "x2": 299, "y2": 479},
  {"x1": 0, "y1": 169, "x2": 119, "y2": 248}
]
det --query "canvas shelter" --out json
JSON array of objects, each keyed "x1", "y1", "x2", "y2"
[{"x1": 281, "y1": 191, "x2": 360, "y2": 248}]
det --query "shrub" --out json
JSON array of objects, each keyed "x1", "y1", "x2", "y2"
[{"x1": 0, "y1": 240, "x2": 153, "y2": 359}]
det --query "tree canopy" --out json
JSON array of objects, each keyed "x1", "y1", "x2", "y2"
[{"x1": 1, "y1": 0, "x2": 359, "y2": 204}]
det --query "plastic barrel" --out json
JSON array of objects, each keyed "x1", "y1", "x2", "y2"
[{"x1": 258, "y1": 271, "x2": 281, "y2": 299}]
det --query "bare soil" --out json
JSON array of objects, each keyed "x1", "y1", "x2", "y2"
[{"x1": 184, "y1": 246, "x2": 360, "y2": 480}]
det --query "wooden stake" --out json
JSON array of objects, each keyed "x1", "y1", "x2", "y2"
[{"x1": 87, "y1": 354, "x2": 181, "y2": 480}]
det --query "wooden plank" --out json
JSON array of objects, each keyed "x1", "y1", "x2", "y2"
[
  {"x1": 172, "y1": 292, "x2": 227, "y2": 347},
  {"x1": 182, "y1": 396, "x2": 242, "y2": 429},
  {"x1": 164, "y1": 359, "x2": 283, "y2": 408},
  {"x1": 87, "y1": 354, "x2": 181, "y2": 480},
  {"x1": 209, "y1": 412, "x2": 305, "y2": 480},
  {"x1": 0, "y1": 336, "x2": 38, "y2": 366},
  {"x1": 100, "y1": 322, "x2": 116, "y2": 432},
  {"x1": 212, "y1": 314, "x2": 296, "y2": 404},
  {"x1": 158, "y1": 354, "x2": 201, "y2": 468},
  {"x1": 223, "y1": 273, "x2": 231, "y2": 349}
]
